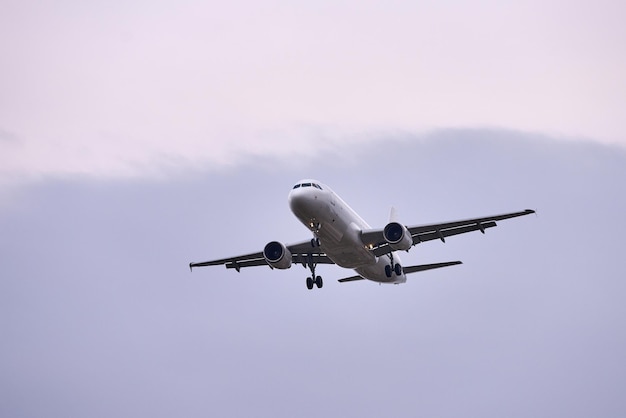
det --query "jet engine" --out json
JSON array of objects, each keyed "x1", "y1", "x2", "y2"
[
  {"x1": 383, "y1": 222, "x2": 413, "y2": 251},
  {"x1": 263, "y1": 241, "x2": 292, "y2": 269}
]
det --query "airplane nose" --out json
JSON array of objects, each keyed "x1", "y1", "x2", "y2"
[
  {"x1": 288, "y1": 187, "x2": 319, "y2": 218},
  {"x1": 288, "y1": 188, "x2": 307, "y2": 214}
]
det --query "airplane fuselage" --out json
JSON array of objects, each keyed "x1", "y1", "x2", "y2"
[{"x1": 288, "y1": 180, "x2": 407, "y2": 284}]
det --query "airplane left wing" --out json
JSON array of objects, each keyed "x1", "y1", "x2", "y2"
[
  {"x1": 189, "y1": 240, "x2": 335, "y2": 271},
  {"x1": 361, "y1": 209, "x2": 535, "y2": 257}
]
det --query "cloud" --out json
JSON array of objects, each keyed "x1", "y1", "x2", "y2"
[
  {"x1": 0, "y1": 128, "x2": 19, "y2": 143},
  {"x1": 1, "y1": 131, "x2": 625, "y2": 417},
  {"x1": 1, "y1": 1, "x2": 625, "y2": 185}
]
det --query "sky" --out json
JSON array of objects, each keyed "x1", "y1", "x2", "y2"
[
  {"x1": 1, "y1": 1, "x2": 626, "y2": 417},
  {"x1": 1, "y1": 0, "x2": 626, "y2": 183},
  {"x1": 2, "y1": 133, "x2": 626, "y2": 418}
]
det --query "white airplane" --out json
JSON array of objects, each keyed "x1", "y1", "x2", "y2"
[{"x1": 190, "y1": 179, "x2": 535, "y2": 289}]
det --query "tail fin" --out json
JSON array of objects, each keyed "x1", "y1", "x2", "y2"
[{"x1": 389, "y1": 206, "x2": 399, "y2": 223}]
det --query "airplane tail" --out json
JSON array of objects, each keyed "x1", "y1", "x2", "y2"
[
  {"x1": 389, "y1": 206, "x2": 399, "y2": 223},
  {"x1": 337, "y1": 261, "x2": 462, "y2": 283},
  {"x1": 403, "y1": 261, "x2": 462, "y2": 274}
]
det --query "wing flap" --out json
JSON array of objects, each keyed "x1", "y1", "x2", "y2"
[
  {"x1": 372, "y1": 222, "x2": 497, "y2": 256},
  {"x1": 409, "y1": 209, "x2": 534, "y2": 235},
  {"x1": 225, "y1": 259, "x2": 267, "y2": 269},
  {"x1": 413, "y1": 221, "x2": 497, "y2": 244},
  {"x1": 190, "y1": 250, "x2": 264, "y2": 269}
]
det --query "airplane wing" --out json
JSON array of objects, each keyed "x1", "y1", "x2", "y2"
[
  {"x1": 189, "y1": 240, "x2": 335, "y2": 271},
  {"x1": 361, "y1": 209, "x2": 535, "y2": 257}
]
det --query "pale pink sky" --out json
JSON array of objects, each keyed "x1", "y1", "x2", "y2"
[{"x1": 1, "y1": 0, "x2": 625, "y2": 180}]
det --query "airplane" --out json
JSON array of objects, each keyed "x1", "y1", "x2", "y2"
[{"x1": 190, "y1": 179, "x2": 535, "y2": 290}]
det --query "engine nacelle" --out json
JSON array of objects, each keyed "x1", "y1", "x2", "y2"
[
  {"x1": 263, "y1": 241, "x2": 292, "y2": 269},
  {"x1": 383, "y1": 222, "x2": 413, "y2": 251}
]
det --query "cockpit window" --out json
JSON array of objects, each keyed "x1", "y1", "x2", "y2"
[{"x1": 293, "y1": 182, "x2": 323, "y2": 190}]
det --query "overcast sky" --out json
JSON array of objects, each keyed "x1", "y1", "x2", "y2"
[
  {"x1": 1, "y1": 1, "x2": 626, "y2": 417},
  {"x1": 2, "y1": 132, "x2": 626, "y2": 417},
  {"x1": 1, "y1": 0, "x2": 625, "y2": 183}
]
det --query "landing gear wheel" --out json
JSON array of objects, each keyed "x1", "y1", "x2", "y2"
[
  {"x1": 394, "y1": 263, "x2": 402, "y2": 276},
  {"x1": 305, "y1": 249, "x2": 322, "y2": 290},
  {"x1": 385, "y1": 265, "x2": 392, "y2": 278},
  {"x1": 315, "y1": 276, "x2": 323, "y2": 288}
]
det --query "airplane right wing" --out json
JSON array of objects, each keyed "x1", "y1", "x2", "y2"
[{"x1": 361, "y1": 209, "x2": 535, "y2": 257}]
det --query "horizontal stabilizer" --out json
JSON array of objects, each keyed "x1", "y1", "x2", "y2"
[
  {"x1": 338, "y1": 261, "x2": 462, "y2": 283},
  {"x1": 337, "y1": 275, "x2": 366, "y2": 283},
  {"x1": 403, "y1": 261, "x2": 462, "y2": 274}
]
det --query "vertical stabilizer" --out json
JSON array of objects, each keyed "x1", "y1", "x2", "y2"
[{"x1": 389, "y1": 206, "x2": 399, "y2": 223}]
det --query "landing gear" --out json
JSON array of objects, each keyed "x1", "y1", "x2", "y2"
[
  {"x1": 306, "y1": 275, "x2": 323, "y2": 289},
  {"x1": 385, "y1": 254, "x2": 403, "y2": 278},
  {"x1": 385, "y1": 264, "x2": 392, "y2": 278},
  {"x1": 305, "y1": 252, "x2": 323, "y2": 290},
  {"x1": 306, "y1": 276, "x2": 323, "y2": 289},
  {"x1": 394, "y1": 263, "x2": 402, "y2": 276}
]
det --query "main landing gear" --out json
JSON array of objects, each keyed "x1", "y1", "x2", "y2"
[
  {"x1": 306, "y1": 275, "x2": 323, "y2": 290},
  {"x1": 305, "y1": 238, "x2": 323, "y2": 290},
  {"x1": 384, "y1": 254, "x2": 403, "y2": 278}
]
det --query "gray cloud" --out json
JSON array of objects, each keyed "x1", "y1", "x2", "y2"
[
  {"x1": 0, "y1": 128, "x2": 19, "y2": 143},
  {"x1": 1, "y1": 130, "x2": 625, "y2": 417}
]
